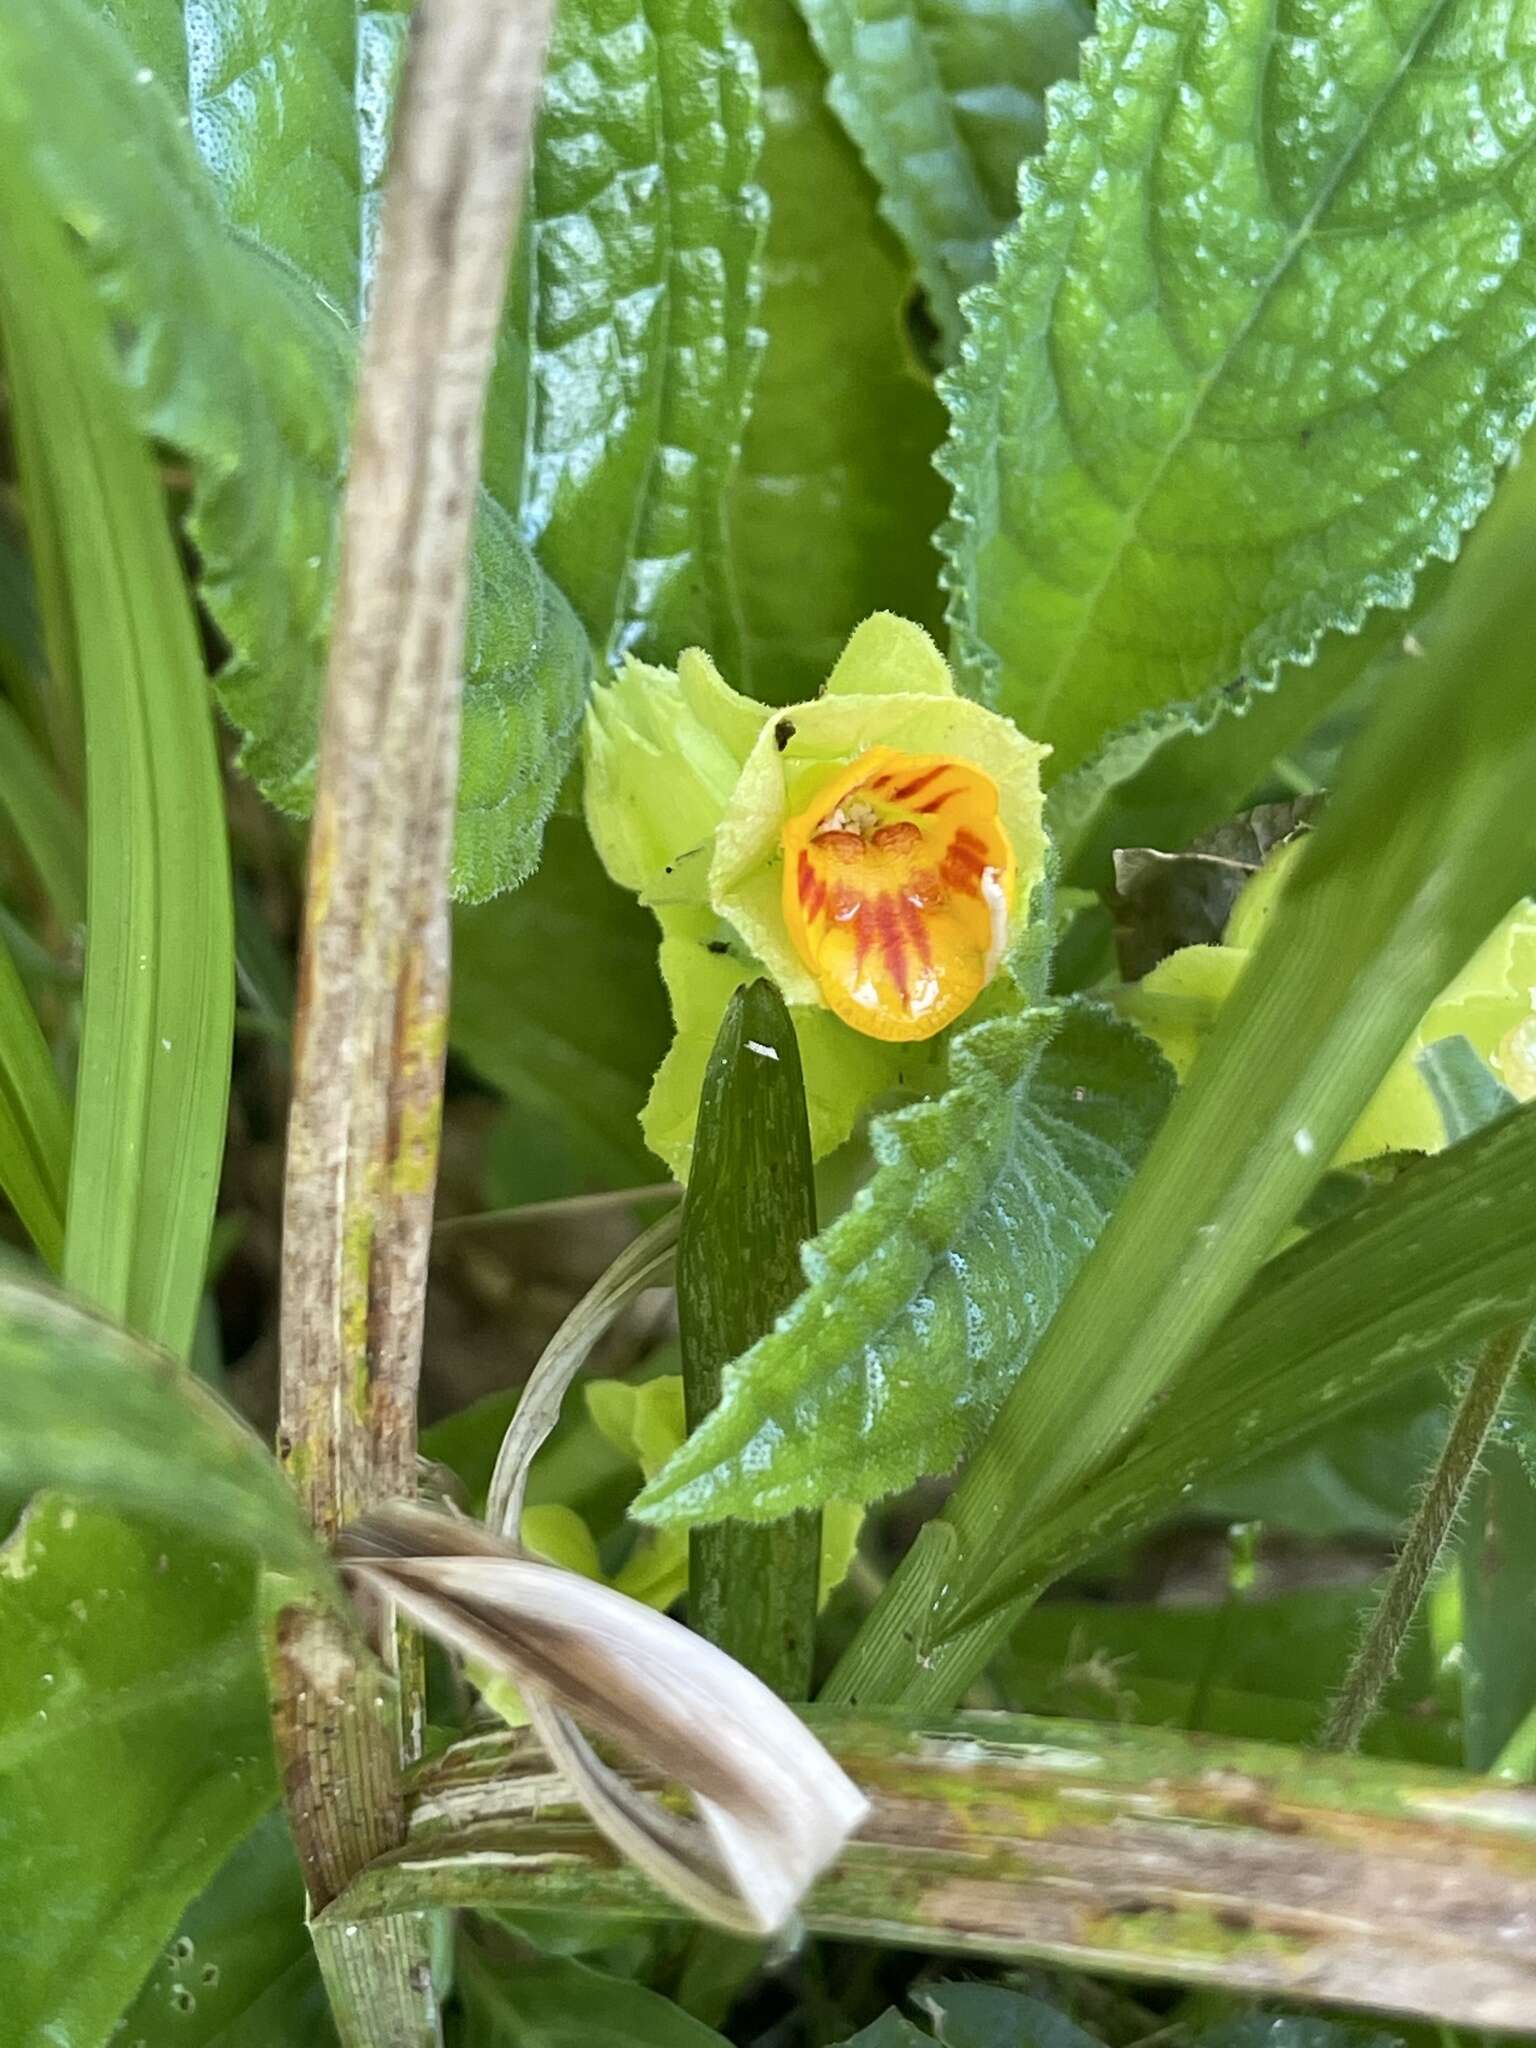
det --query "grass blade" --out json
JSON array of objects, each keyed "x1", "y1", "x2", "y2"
[
  {"x1": 0, "y1": 931, "x2": 69, "y2": 1264},
  {"x1": 0, "y1": 189, "x2": 233, "y2": 1360}
]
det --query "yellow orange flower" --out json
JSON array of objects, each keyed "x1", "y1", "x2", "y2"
[{"x1": 781, "y1": 747, "x2": 1015, "y2": 1041}]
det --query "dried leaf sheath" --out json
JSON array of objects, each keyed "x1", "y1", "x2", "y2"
[{"x1": 340, "y1": 1501, "x2": 869, "y2": 1933}]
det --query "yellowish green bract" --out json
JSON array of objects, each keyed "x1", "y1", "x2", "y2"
[{"x1": 1122, "y1": 839, "x2": 1536, "y2": 1163}]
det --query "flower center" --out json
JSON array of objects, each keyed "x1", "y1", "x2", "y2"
[{"x1": 781, "y1": 746, "x2": 1015, "y2": 1041}]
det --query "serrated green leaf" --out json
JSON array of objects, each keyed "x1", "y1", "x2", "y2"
[
  {"x1": 496, "y1": 0, "x2": 765, "y2": 671},
  {"x1": 3, "y1": 0, "x2": 590, "y2": 901},
  {"x1": 451, "y1": 817, "x2": 672, "y2": 1189},
  {"x1": 942, "y1": 0, "x2": 1536, "y2": 780},
  {"x1": 0, "y1": 170, "x2": 233, "y2": 1359},
  {"x1": 0, "y1": 1498, "x2": 276, "y2": 2048},
  {"x1": 1050, "y1": 561, "x2": 1452, "y2": 884},
  {"x1": 637, "y1": 1002, "x2": 1174, "y2": 1520},
  {"x1": 791, "y1": 0, "x2": 1089, "y2": 344},
  {"x1": 730, "y1": 0, "x2": 948, "y2": 704}
]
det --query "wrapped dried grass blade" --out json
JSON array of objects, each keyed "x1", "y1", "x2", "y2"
[{"x1": 339, "y1": 1501, "x2": 868, "y2": 1933}]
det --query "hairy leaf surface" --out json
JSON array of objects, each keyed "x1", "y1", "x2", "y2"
[
  {"x1": 495, "y1": 0, "x2": 765, "y2": 671},
  {"x1": 943, "y1": 0, "x2": 1536, "y2": 778},
  {"x1": 637, "y1": 1003, "x2": 1173, "y2": 1519},
  {"x1": 792, "y1": 0, "x2": 1090, "y2": 342},
  {"x1": 731, "y1": 0, "x2": 948, "y2": 703},
  {"x1": 6, "y1": 0, "x2": 589, "y2": 899}
]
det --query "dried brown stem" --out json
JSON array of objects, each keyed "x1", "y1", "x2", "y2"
[
  {"x1": 272, "y1": 0, "x2": 554, "y2": 2037},
  {"x1": 328, "y1": 1709, "x2": 1536, "y2": 2032}
]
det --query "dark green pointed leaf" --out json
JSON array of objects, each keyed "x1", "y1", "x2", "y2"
[
  {"x1": 638, "y1": 1002, "x2": 1174, "y2": 1520},
  {"x1": 451, "y1": 817, "x2": 672, "y2": 1189},
  {"x1": 455, "y1": 1949, "x2": 731, "y2": 2048},
  {"x1": 730, "y1": 0, "x2": 948, "y2": 705},
  {"x1": 834, "y1": 2018, "x2": 933, "y2": 2048},
  {"x1": 942, "y1": 0, "x2": 1536, "y2": 780},
  {"x1": 680, "y1": 979, "x2": 819, "y2": 1689},
  {"x1": 916, "y1": 1982, "x2": 1100, "y2": 2048}
]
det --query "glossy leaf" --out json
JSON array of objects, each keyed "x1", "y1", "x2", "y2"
[
  {"x1": 0, "y1": 1499, "x2": 276, "y2": 2048},
  {"x1": 499, "y1": 0, "x2": 764, "y2": 671},
  {"x1": 0, "y1": 1271, "x2": 328, "y2": 1583},
  {"x1": 792, "y1": 0, "x2": 1089, "y2": 343},
  {"x1": 637, "y1": 1002, "x2": 1173, "y2": 1519},
  {"x1": 731, "y1": 0, "x2": 948, "y2": 704},
  {"x1": 451, "y1": 817, "x2": 672, "y2": 1189},
  {"x1": 0, "y1": 175, "x2": 233, "y2": 1359},
  {"x1": 3, "y1": 0, "x2": 589, "y2": 900},
  {"x1": 942, "y1": 0, "x2": 1536, "y2": 780},
  {"x1": 117, "y1": 1811, "x2": 333, "y2": 2048}
]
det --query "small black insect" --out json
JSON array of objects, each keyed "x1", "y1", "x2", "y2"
[
  {"x1": 774, "y1": 718, "x2": 795, "y2": 751},
  {"x1": 706, "y1": 940, "x2": 730, "y2": 956}
]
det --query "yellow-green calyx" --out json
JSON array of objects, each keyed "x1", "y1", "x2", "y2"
[
  {"x1": 1121, "y1": 837, "x2": 1536, "y2": 1162},
  {"x1": 583, "y1": 614, "x2": 1050, "y2": 1176}
]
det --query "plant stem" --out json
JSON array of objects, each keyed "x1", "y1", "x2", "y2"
[
  {"x1": 1319, "y1": 1321, "x2": 1529, "y2": 1754},
  {"x1": 332, "y1": 1709, "x2": 1536, "y2": 2032},
  {"x1": 272, "y1": 1, "x2": 552, "y2": 2039},
  {"x1": 679, "y1": 981, "x2": 820, "y2": 1696}
]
